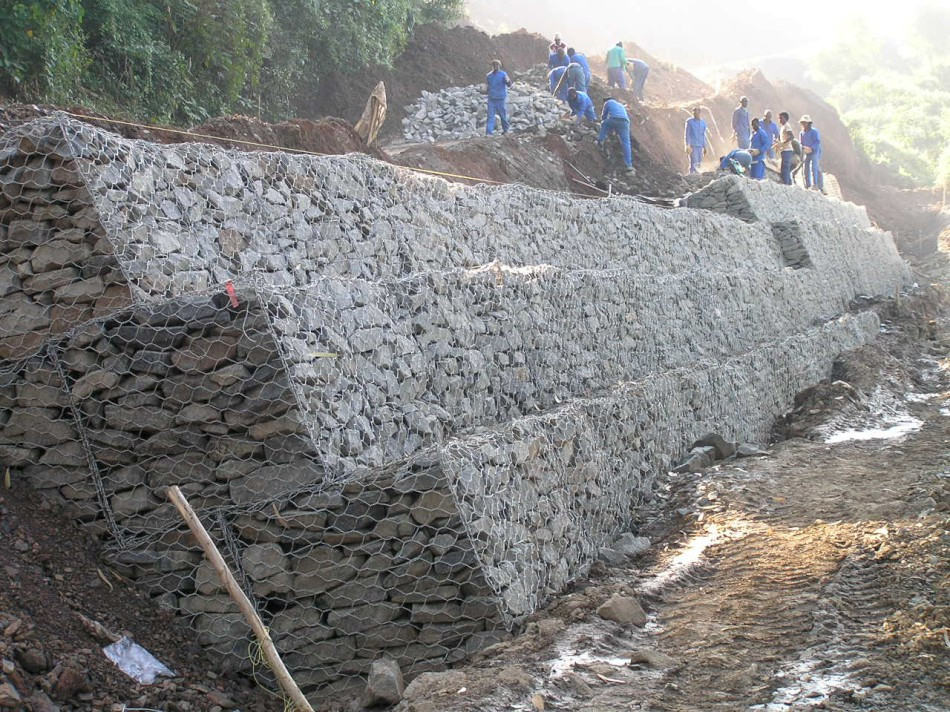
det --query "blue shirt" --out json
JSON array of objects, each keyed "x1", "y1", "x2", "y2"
[
  {"x1": 721, "y1": 149, "x2": 753, "y2": 170},
  {"x1": 568, "y1": 91, "x2": 595, "y2": 118},
  {"x1": 800, "y1": 127, "x2": 821, "y2": 154},
  {"x1": 569, "y1": 52, "x2": 591, "y2": 83},
  {"x1": 629, "y1": 59, "x2": 649, "y2": 76},
  {"x1": 602, "y1": 99, "x2": 629, "y2": 121},
  {"x1": 548, "y1": 52, "x2": 569, "y2": 69},
  {"x1": 750, "y1": 127, "x2": 770, "y2": 163},
  {"x1": 761, "y1": 120, "x2": 780, "y2": 144},
  {"x1": 732, "y1": 106, "x2": 750, "y2": 136},
  {"x1": 685, "y1": 117, "x2": 707, "y2": 147},
  {"x1": 486, "y1": 70, "x2": 511, "y2": 100}
]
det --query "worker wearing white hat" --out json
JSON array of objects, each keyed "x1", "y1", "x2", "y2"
[{"x1": 799, "y1": 114, "x2": 824, "y2": 192}]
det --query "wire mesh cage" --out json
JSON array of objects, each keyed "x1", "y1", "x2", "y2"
[{"x1": 0, "y1": 114, "x2": 910, "y2": 701}]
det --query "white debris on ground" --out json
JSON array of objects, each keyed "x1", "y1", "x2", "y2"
[
  {"x1": 402, "y1": 81, "x2": 566, "y2": 142},
  {"x1": 816, "y1": 385, "x2": 927, "y2": 444}
]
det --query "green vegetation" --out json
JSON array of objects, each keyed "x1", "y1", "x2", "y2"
[
  {"x1": 0, "y1": 0, "x2": 463, "y2": 125},
  {"x1": 810, "y1": 5, "x2": 950, "y2": 187}
]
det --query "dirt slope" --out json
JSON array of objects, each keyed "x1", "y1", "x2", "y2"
[
  {"x1": 0, "y1": 483, "x2": 274, "y2": 711},
  {"x1": 309, "y1": 24, "x2": 550, "y2": 138},
  {"x1": 586, "y1": 41, "x2": 713, "y2": 106}
]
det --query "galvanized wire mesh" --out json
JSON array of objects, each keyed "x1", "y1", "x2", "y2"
[{"x1": 0, "y1": 114, "x2": 909, "y2": 699}]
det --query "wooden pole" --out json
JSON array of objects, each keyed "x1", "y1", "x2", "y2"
[{"x1": 167, "y1": 486, "x2": 314, "y2": 712}]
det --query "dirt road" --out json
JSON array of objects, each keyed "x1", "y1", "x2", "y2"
[{"x1": 396, "y1": 286, "x2": 950, "y2": 711}]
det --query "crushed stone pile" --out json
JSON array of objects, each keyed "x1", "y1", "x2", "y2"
[{"x1": 402, "y1": 81, "x2": 565, "y2": 142}]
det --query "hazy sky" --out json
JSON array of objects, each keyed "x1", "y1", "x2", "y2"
[{"x1": 465, "y1": 0, "x2": 932, "y2": 76}]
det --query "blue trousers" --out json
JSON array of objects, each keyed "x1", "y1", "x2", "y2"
[
  {"x1": 780, "y1": 150, "x2": 794, "y2": 185},
  {"x1": 736, "y1": 130, "x2": 751, "y2": 150},
  {"x1": 607, "y1": 67, "x2": 626, "y2": 89},
  {"x1": 486, "y1": 98, "x2": 509, "y2": 135},
  {"x1": 804, "y1": 151, "x2": 823, "y2": 190},
  {"x1": 633, "y1": 68, "x2": 648, "y2": 100},
  {"x1": 599, "y1": 117, "x2": 633, "y2": 168},
  {"x1": 750, "y1": 160, "x2": 766, "y2": 180},
  {"x1": 689, "y1": 145, "x2": 704, "y2": 174}
]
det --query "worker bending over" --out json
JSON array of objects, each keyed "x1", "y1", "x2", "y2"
[
  {"x1": 774, "y1": 129, "x2": 802, "y2": 185},
  {"x1": 549, "y1": 65, "x2": 569, "y2": 101},
  {"x1": 605, "y1": 42, "x2": 627, "y2": 89},
  {"x1": 732, "y1": 96, "x2": 751, "y2": 149},
  {"x1": 566, "y1": 88, "x2": 597, "y2": 125},
  {"x1": 626, "y1": 59, "x2": 650, "y2": 101},
  {"x1": 749, "y1": 117, "x2": 770, "y2": 180},
  {"x1": 597, "y1": 98, "x2": 635, "y2": 174},
  {"x1": 720, "y1": 149, "x2": 753, "y2": 175},
  {"x1": 548, "y1": 47, "x2": 569, "y2": 71},
  {"x1": 485, "y1": 60, "x2": 512, "y2": 136},
  {"x1": 684, "y1": 106, "x2": 708, "y2": 174},
  {"x1": 566, "y1": 48, "x2": 591, "y2": 91}
]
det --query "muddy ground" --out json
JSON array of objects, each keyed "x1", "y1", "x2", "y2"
[{"x1": 392, "y1": 257, "x2": 950, "y2": 712}]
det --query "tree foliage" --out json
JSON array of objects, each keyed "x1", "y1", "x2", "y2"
[
  {"x1": 0, "y1": 0, "x2": 463, "y2": 124},
  {"x1": 810, "y1": 6, "x2": 950, "y2": 186}
]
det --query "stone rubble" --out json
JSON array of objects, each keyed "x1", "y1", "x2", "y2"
[{"x1": 402, "y1": 82, "x2": 566, "y2": 142}]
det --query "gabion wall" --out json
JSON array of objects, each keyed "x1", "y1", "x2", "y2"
[{"x1": 0, "y1": 115, "x2": 910, "y2": 701}]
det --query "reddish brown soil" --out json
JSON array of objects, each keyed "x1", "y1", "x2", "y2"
[
  {"x1": 0, "y1": 104, "x2": 387, "y2": 160},
  {"x1": 0, "y1": 483, "x2": 273, "y2": 711}
]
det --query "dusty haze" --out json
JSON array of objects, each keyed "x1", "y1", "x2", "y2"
[{"x1": 464, "y1": 0, "x2": 932, "y2": 84}]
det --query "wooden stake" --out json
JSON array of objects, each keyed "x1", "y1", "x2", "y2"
[{"x1": 167, "y1": 486, "x2": 314, "y2": 712}]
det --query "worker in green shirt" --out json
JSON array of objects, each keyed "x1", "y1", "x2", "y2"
[{"x1": 606, "y1": 42, "x2": 627, "y2": 89}]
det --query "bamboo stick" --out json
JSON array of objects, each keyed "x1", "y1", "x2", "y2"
[{"x1": 167, "y1": 486, "x2": 314, "y2": 712}]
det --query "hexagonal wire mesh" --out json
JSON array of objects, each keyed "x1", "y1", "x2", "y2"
[{"x1": 0, "y1": 113, "x2": 905, "y2": 701}]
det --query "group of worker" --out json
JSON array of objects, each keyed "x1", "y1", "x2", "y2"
[
  {"x1": 485, "y1": 38, "x2": 825, "y2": 188},
  {"x1": 720, "y1": 97, "x2": 823, "y2": 189},
  {"x1": 683, "y1": 97, "x2": 824, "y2": 189},
  {"x1": 484, "y1": 35, "x2": 649, "y2": 173}
]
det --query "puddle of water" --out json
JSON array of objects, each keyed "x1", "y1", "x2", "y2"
[
  {"x1": 823, "y1": 415, "x2": 923, "y2": 444},
  {"x1": 548, "y1": 649, "x2": 630, "y2": 678},
  {"x1": 638, "y1": 524, "x2": 721, "y2": 596}
]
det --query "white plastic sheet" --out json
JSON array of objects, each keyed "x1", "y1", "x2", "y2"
[{"x1": 103, "y1": 636, "x2": 176, "y2": 684}]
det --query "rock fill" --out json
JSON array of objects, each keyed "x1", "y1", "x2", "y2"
[{"x1": 0, "y1": 115, "x2": 910, "y2": 699}]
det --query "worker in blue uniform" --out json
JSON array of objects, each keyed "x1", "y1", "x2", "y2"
[
  {"x1": 485, "y1": 59, "x2": 512, "y2": 136},
  {"x1": 565, "y1": 62, "x2": 586, "y2": 92},
  {"x1": 749, "y1": 117, "x2": 770, "y2": 180},
  {"x1": 799, "y1": 114, "x2": 824, "y2": 192},
  {"x1": 684, "y1": 106, "x2": 708, "y2": 174},
  {"x1": 732, "y1": 96, "x2": 751, "y2": 149},
  {"x1": 549, "y1": 65, "x2": 569, "y2": 101},
  {"x1": 548, "y1": 47, "x2": 569, "y2": 70},
  {"x1": 566, "y1": 88, "x2": 597, "y2": 124},
  {"x1": 760, "y1": 110, "x2": 781, "y2": 159},
  {"x1": 566, "y1": 48, "x2": 591, "y2": 91},
  {"x1": 719, "y1": 149, "x2": 753, "y2": 174},
  {"x1": 597, "y1": 98, "x2": 634, "y2": 173},
  {"x1": 626, "y1": 59, "x2": 650, "y2": 101}
]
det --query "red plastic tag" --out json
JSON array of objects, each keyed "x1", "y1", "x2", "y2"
[{"x1": 225, "y1": 281, "x2": 239, "y2": 308}]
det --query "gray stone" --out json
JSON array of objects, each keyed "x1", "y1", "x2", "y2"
[
  {"x1": 363, "y1": 658, "x2": 404, "y2": 707},
  {"x1": 597, "y1": 594, "x2": 647, "y2": 626},
  {"x1": 692, "y1": 433, "x2": 738, "y2": 459}
]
